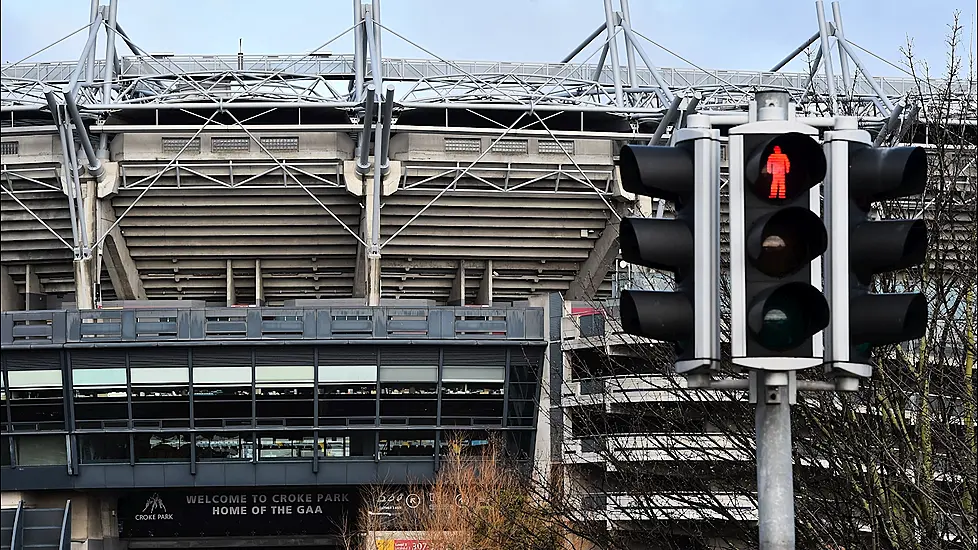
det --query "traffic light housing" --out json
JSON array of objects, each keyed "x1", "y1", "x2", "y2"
[
  {"x1": 618, "y1": 118, "x2": 721, "y2": 375},
  {"x1": 730, "y1": 122, "x2": 830, "y2": 370},
  {"x1": 824, "y1": 120, "x2": 928, "y2": 380}
]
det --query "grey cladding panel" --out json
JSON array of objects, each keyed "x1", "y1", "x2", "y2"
[
  {"x1": 379, "y1": 346, "x2": 439, "y2": 366},
  {"x1": 319, "y1": 346, "x2": 377, "y2": 366},
  {"x1": 192, "y1": 347, "x2": 252, "y2": 367},
  {"x1": 69, "y1": 349, "x2": 125, "y2": 369},
  {"x1": 3, "y1": 350, "x2": 61, "y2": 370},
  {"x1": 130, "y1": 348, "x2": 188, "y2": 369},
  {"x1": 255, "y1": 347, "x2": 314, "y2": 367}
]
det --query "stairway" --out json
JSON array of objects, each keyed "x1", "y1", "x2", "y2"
[{"x1": 0, "y1": 501, "x2": 70, "y2": 550}]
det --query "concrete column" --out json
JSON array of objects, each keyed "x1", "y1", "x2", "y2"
[
  {"x1": 25, "y1": 264, "x2": 46, "y2": 310},
  {"x1": 477, "y1": 260, "x2": 493, "y2": 306},
  {"x1": 255, "y1": 259, "x2": 264, "y2": 306},
  {"x1": 448, "y1": 261, "x2": 465, "y2": 306},
  {"x1": 226, "y1": 260, "x2": 236, "y2": 306}
]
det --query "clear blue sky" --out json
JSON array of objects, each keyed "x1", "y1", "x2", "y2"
[{"x1": 2, "y1": 0, "x2": 975, "y2": 77}]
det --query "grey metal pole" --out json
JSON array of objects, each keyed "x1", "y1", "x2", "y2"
[
  {"x1": 755, "y1": 374, "x2": 795, "y2": 549},
  {"x1": 591, "y1": 43, "x2": 609, "y2": 83},
  {"x1": 619, "y1": 0, "x2": 638, "y2": 88},
  {"x1": 371, "y1": 0, "x2": 382, "y2": 66},
  {"x1": 69, "y1": 11, "x2": 104, "y2": 100},
  {"x1": 893, "y1": 103, "x2": 920, "y2": 144},
  {"x1": 815, "y1": 0, "x2": 839, "y2": 114},
  {"x1": 63, "y1": 120, "x2": 91, "y2": 256},
  {"x1": 680, "y1": 91, "x2": 702, "y2": 128},
  {"x1": 357, "y1": 85, "x2": 377, "y2": 174},
  {"x1": 619, "y1": 25, "x2": 676, "y2": 105},
  {"x1": 752, "y1": 90, "x2": 795, "y2": 549},
  {"x1": 353, "y1": 0, "x2": 365, "y2": 102},
  {"x1": 98, "y1": 0, "x2": 119, "y2": 157},
  {"x1": 561, "y1": 22, "x2": 608, "y2": 64},
  {"x1": 379, "y1": 85, "x2": 394, "y2": 174},
  {"x1": 648, "y1": 94, "x2": 681, "y2": 145},
  {"x1": 769, "y1": 31, "x2": 820, "y2": 72},
  {"x1": 873, "y1": 100, "x2": 904, "y2": 146},
  {"x1": 834, "y1": 37, "x2": 896, "y2": 113},
  {"x1": 801, "y1": 47, "x2": 823, "y2": 95},
  {"x1": 45, "y1": 93, "x2": 81, "y2": 259},
  {"x1": 830, "y1": 2, "x2": 853, "y2": 97},
  {"x1": 85, "y1": 0, "x2": 99, "y2": 84},
  {"x1": 363, "y1": 8, "x2": 384, "y2": 94},
  {"x1": 114, "y1": 23, "x2": 147, "y2": 56},
  {"x1": 62, "y1": 91, "x2": 104, "y2": 179},
  {"x1": 601, "y1": 0, "x2": 624, "y2": 108}
]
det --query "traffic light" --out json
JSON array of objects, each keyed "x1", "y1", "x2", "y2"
[
  {"x1": 824, "y1": 119, "x2": 928, "y2": 381},
  {"x1": 729, "y1": 122, "x2": 830, "y2": 370},
  {"x1": 617, "y1": 116, "x2": 721, "y2": 375}
]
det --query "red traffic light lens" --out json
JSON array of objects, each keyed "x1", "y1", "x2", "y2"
[{"x1": 745, "y1": 132, "x2": 826, "y2": 203}]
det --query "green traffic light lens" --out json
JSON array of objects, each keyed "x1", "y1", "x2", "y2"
[
  {"x1": 757, "y1": 300, "x2": 807, "y2": 350},
  {"x1": 747, "y1": 282, "x2": 830, "y2": 352}
]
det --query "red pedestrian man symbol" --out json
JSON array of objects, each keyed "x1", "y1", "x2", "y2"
[{"x1": 765, "y1": 145, "x2": 790, "y2": 199}]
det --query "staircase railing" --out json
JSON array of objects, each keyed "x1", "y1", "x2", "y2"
[
  {"x1": 58, "y1": 500, "x2": 71, "y2": 550},
  {"x1": 10, "y1": 501, "x2": 23, "y2": 550}
]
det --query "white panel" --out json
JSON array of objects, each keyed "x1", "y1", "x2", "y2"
[
  {"x1": 8, "y1": 369, "x2": 63, "y2": 389},
  {"x1": 318, "y1": 365, "x2": 376, "y2": 383},
  {"x1": 442, "y1": 365, "x2": 504, "y2": 383},
  {"x1": 131, "y1": 367, "x2": 189, "y2": 385},
  {"x1": 256, "y1": 365, "x2": 314, "y2": 384},
  {"x1": 72, "y1": 368, "x2": 126, "y2": 387},
  {"x1": 379, "y1": 365, "x2": 437, "y2": 383},
  {"x1": 192, "y1": 366, "x2": 252, "y2": 385}
]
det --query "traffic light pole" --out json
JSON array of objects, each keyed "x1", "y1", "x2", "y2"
[{"x1": 753, "y1": 371, "x2": 795, "y2": 549}]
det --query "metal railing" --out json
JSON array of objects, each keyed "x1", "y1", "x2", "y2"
[
  {"x1": 1, "y1": 306, "x2": 545, "y2": 347},
  {"x1": 1, "y1": 55, "x2": 923, "y2": 99},
  {"x1": 58, "y1": 500, "x2": 71, "y2": 550}
]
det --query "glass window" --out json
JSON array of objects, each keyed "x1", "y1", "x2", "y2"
[
  {"x1": 8, "y1": 370, "x2": 63, "y2": 389},
  {"x1": 195, "y1": 432, "x2": 253, "y2": 461},
  {"x1": 132, "y1": 386, "x2": 190, "y2": 429},
  {"x1": 134, "y1": 433, "x2": 191, "y2": 462},
  {"x1": 72, "y1": 368, "x2": 126, "y2": 387},
  {"x1": 318, "y1": 364, "x2": 376, "y2": 383},
  {"x1": 15, "y1": 435, "x2": 67, "y2": 466},
  {"x1": 318, "y1": 435, "x2": 350, "y2": 458},
  {"x1": 257, "y1": 432, "x2": 316, "y2": 460},
  {"x1": 380, "y1": 430, "x2": 435, "y2": 458},
  {"x1": 74, "y1": 388, "x2": 129, "y2": 430},
  {"x1": 193, "y1": 366, "x2": 251, "y2": 385},
  {"x1": 1, "y1": 436, "x2": 11, "y2": 467},
  {"x1": 79, "y1": 433, "x2": 130, "y2": 463},
  {"x1": 8, "y1": 389, "x2": 65, "y2": 431},
  {"x1": 193, "y1": 385, "x2": 253, "y2": 428},
  {"x1": 131, "y1": 367, "x2": 188, "y2": 385}
]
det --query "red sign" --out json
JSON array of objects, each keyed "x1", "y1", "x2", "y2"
[{"x1": 394, "y1": 541, "x2": 429, "y2": 550}]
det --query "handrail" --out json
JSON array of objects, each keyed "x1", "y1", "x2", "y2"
[
  {"x1": 10, "y1": 500, "x2": 24, "y2": 550},
  {"x1": 58, "y1": 499, "x2": 72, "y2": 550},
  {"x1": 1, "y1": 306, "x2": 545, "y2": 347}
]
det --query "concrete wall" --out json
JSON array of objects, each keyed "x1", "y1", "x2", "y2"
[{"x1": 0, "y1": 490, "x2": 121, "y2": 550}]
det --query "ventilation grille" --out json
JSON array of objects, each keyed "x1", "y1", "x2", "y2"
[
  {"x1": 1, "y1": 141, "x2": 18, "y2": 155},
  {"x1": 490, "y1": 139, "x2": 528, "y2": 154},
  {"x1": 212, "y1": 137, "x2": 251, "y2": 152},
  {"x1": 444, "y1": 138, "x2": 481, "y2": 153},
  {"x1": 260, "y1": 136, "x2": 299, "y2": 152},
  {"x1": 539, "y1": 140, "x2": 574, "y2": 155},
  {"x1": 162, "y1": 137, "x2": 201, "y2": 153}
]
